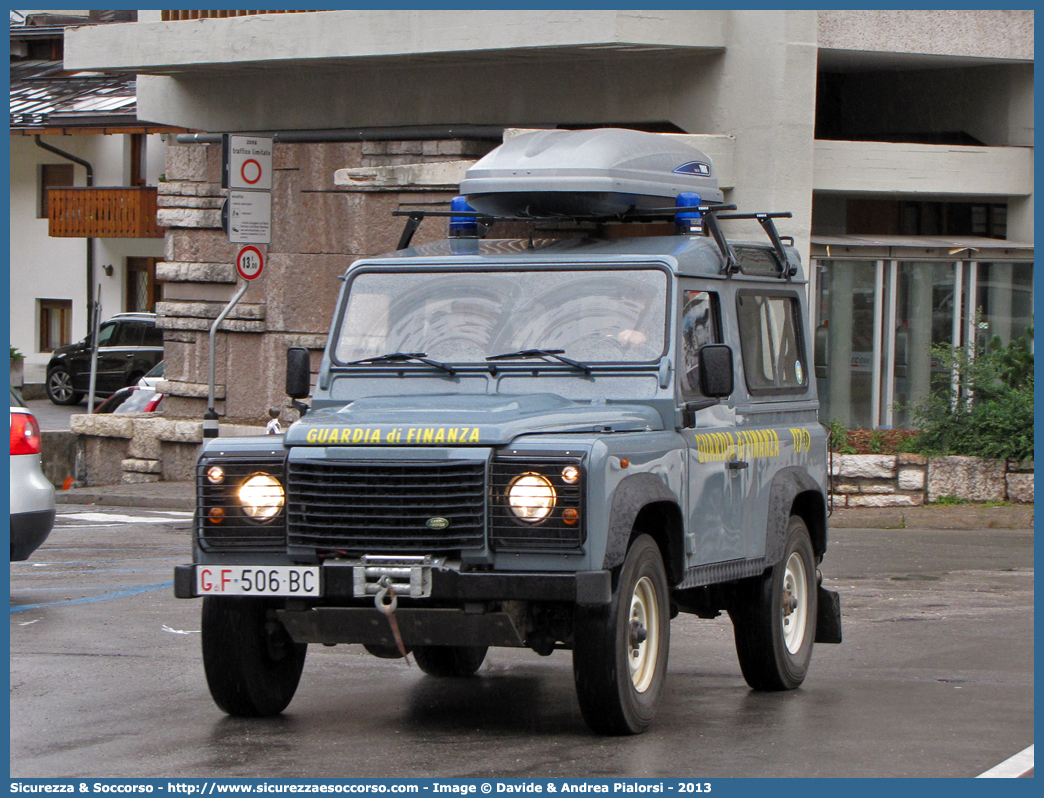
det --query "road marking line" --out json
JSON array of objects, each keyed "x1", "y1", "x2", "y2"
[
  {"x1": 57, "y1": 511, "x2": 193, "y2": 525},
  {"x1": 976, "y1": 744, "x2": 1034, "y2": 778},
  {"x1": 9, "y1": 581, "x2": 174, "y2": 613}
]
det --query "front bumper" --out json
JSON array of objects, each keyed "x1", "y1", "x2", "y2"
[{"x1": 173, "y1": 562, "x2": 612, "y2": 605}]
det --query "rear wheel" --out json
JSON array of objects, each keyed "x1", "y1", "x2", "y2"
[
  {"x1": 45, "y1": 367, "x2": 82, "y2": 405},
  {"x1": 572, "y1": 534, "x2": 670, "y2": 735},
  {"x1": 201, "y1": 597, "x2": 307, "y2": 716},
  {"x1": 729, "y1": 515, "x2": 817, "y2": 691},
  {"x1": 413, "y1": 645, "x2": 488, "y2": 677}
]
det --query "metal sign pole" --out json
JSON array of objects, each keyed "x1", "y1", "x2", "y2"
[
  {"x1": 205, "y1": 280, "x2": 250, "y2": 438},
  {"x1": 86, "y1": 293, "x2": 101, "y2": 414}
]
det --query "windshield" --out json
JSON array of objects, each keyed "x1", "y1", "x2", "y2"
[{"x1": 333, "y1": 268, "x2": 669, "y2": 365}]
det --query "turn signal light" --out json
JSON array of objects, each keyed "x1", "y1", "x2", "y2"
[
  {"x1": 208, "y1": 507, "x2": 225, "y2": 524},
  {"x1": 562, "y1": 508, "x2": 579, "y2": 526}
]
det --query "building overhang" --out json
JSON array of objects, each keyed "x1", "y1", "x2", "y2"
[
  {"x1": 813, "y1": 140, "x2": 1034, "y2": 199},
  {"x1": 64, "y1": 10, "x2": 727, "y2": 75},
  {"x1": 811, "y1": 234, "x2": 1033, "y2": 261}
]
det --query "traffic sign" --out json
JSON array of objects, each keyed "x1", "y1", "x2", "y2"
[
  {"x1": 224, "y1": 135, "x2": 274, "y2": 191},
  {"x1": 236, "y1": 246, "x2": 264, "y2": 281},
  {"x1": 226, "y1": 190, "x2": 272, "y2": 244}
]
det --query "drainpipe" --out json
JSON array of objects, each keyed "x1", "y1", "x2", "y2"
[{"x1": 34, "y1": 135, "x2": 95, "y2": 336}]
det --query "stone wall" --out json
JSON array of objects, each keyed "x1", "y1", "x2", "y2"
[
  {"x1": 831, "y1": 453, "x2": 1033, "y2": 506},
  {"x1": 155, "y1": 137, "x2": 497, "y2": 426}
]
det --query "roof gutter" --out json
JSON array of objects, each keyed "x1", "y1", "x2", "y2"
[{"x1": 34, "y1": 135, "x2": 95, "y2": 336}]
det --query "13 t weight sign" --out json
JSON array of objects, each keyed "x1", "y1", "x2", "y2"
[{"x1": 236, "y1": 246, "x2": 264, "y2": 281}]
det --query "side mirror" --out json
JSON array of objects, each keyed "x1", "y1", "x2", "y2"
[
  {"x1": 286, "y1": 347, "x2": 312, "y2": 399},
  {"x1": 698, "y1": 344, "x2": 734, "y2": 398}
]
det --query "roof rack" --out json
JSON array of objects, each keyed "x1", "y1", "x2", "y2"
[{"x1": 392, "y1": 204, "x2": 796, "y2": 279}]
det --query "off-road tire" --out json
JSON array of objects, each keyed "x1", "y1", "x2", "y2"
[
  {"x1": 572, "y1": 534, "x2": 670, "y2": 735},
  {"x1": 729, "y1": 515, "x2": 817, "y2": 691},
  {"x1": 45, "y1": 367, "x2": 82, "y2": 405},
  {"x1": 413, "y1": 645, "x2": 488, "y2": 677},
  {"x1": 201, "y1": 597, "x2": 307, "y2": 716}
]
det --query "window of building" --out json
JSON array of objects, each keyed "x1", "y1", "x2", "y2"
[
  {"x1": 126, "y1": 257, "x2": 162, "y2": 312},
  {"x1": 844, "y1": 199, "x2": 1009, "y2": 239},
  {"x1": 129, "y1": 133, "x2": 146, "y2": 187},
  {"x1": 39, "y1": 163, "x2": 75, "y2": 219},
  {"x1": 736, "y1": 292, "x2": 808, "y2": 395},
  {"x1": 813, "y1": 257, "x2": 1034, "y2": 430},
  {"x1": 679, "y1": 289, "x2": 721, "y2": 400},
  {"x1": 39, "y1": 299, "x2": 72, "y2": 352}
]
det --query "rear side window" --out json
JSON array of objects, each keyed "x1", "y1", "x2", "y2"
[
  {"x1": 142, "y1": 324, "x2": 163, "y2": 347},
  {"x1": 736, "y1": 292, "x2": 807, "y2": 395}
]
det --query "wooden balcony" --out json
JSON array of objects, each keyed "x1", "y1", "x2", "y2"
[
  {"x1": 48, "y1": 187, "x2": 164, "y2": 239},
  {"x1": 161, "y1": 10, "x2": 320, "y2": 21}
]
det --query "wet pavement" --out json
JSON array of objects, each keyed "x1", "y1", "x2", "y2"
[{"x1": 9, "y1": 503, "x2": 1034, "y2": 778}]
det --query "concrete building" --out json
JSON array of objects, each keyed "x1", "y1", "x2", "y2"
[
  {"x1": 9, "y1": 10, "x2": 178, "y2": 392},
  {"x1": 62, "y1": 9, "x2": 1033, "y2": 435}
]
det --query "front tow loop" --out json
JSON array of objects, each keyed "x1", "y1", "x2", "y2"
[{"x1": 375, "y1": 576, "x2": 411, "y2": 665}]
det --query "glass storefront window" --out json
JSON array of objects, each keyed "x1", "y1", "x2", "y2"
[
  {"x1": 814, "y1": 260, "x2": 877, "y2": 428},
  {"x1": 975, "y1": 262, "x2": 1034, "y2": 351},
  {"x1": 816, "y1": 257, "x2": 1032, "y2": 431},
  {"x1": 890, "y1": 262, "x2": 958, "y2": 428}
]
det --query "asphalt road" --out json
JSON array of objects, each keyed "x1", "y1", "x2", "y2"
[{"x1": 9, "y1": 506, "x2": 1034, "y2": 779}]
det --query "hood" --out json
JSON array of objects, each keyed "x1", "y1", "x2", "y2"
[{"x1": 284, "y1": 393, "x2": 663, "y2": 447}]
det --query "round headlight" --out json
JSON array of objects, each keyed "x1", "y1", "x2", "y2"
[
  {"x1": 238, "y1": 473, "x2": 284, "y2": 521},
  {"x1": 507, "y1": 472, "x2": 556, "y2": 523}
]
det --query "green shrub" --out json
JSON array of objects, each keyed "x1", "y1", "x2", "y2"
[
  {"x1": 826, "y1": 419, "x2": 855, "y2": 454},
  {"x1": 906, "y1": 327, "x2": 1034, "y2": 461}
]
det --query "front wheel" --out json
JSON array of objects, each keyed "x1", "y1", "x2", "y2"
[
  {"x1": 573, "y1": 534, "x2": 670, "y2": 735},
  {"x1": 45, "y1": 367, "x2": 82, "y2": 405},
  {"x1": 729, "y1": 515, "x2": 817, "y2": 691},
  {"x1": 201, "y1": 597, "x2": 307, "y2": 716},
  {"x1": 413, "y1": 645, "x2": 487, "y2": 677}
]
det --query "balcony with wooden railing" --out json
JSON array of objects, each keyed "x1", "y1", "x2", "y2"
[
  {"x1": 48, "y1": 187, "x2": 164, "y2": 239},
  {"x1": 161, "y1": 10, "x2": 320, "y2": 21}
]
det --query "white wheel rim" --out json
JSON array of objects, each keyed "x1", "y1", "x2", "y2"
[
  {"x1": 628, "y1": 575, "x2": 659, "y2": 692},
  {"x1": 781, "y1": 551, "x2": 809, "y2": 655}
]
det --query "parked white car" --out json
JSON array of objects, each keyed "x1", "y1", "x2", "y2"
[{"x1": 10, "y1": 389, "x2": 55, "y2": 560}]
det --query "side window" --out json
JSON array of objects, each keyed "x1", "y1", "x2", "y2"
[
  {"x1": 736, "y1": 292, "x2": 807, "y2": 395},
  {"x1": 96, "y1": 322, "x2": 118, "y2": 347},
  {"x1": 679, "y1": 289, "x2": 721, "y2": 400},
  {"x1": 142, "y1": 324, "x2": 163, "y2": 348},
  {"x1": 116, "y1": 322, "x2": 145, "y2": 347}
]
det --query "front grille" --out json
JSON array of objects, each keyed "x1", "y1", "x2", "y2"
[
  {"x1": 197, "y1": 457, "x2": 287, "y2": 551},
  {"x1": 286, "y1": 459, "x2": 487, "y2": 554}
]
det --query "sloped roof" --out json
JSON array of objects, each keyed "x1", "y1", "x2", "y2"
[{"x1": 10, "y1": 59, "x2": 139, "y2": 131}]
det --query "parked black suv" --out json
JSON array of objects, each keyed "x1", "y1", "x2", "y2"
[{"x1": 45, "y1": 312, "x2": 164, "y2": 405}]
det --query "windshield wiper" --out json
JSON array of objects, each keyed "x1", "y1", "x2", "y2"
[
  {"x1": 486, "y1": 348, "x2": 593, "y2": 375},
  {"x1": 346, "y1": 352, "x2": 456, "y2": 375}
]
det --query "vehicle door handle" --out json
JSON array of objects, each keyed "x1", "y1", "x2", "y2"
[{"x1": 726, "y1": 460, "x2": 749, "y2": 470}]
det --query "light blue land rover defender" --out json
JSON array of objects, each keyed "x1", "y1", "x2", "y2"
[{"x1": 174, "y1": 129, "x2": 842, "y2": 735}]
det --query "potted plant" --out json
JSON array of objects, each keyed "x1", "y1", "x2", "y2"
[{"x1": 10, "y1": 346, "x2": 25, "y2": 389}]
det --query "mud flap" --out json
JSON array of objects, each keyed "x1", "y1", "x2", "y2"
[{"x1": 814, "y1": 587, "x2": 842, "y2": 644}]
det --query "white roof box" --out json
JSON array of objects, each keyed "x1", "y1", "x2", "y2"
[{"x1": 460, "y1": 128, "x2": 724, "y2": 218}]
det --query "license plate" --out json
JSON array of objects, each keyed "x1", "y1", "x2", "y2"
[{"x1": 196, "y1": 565, "x2": 321, "y2": 597}]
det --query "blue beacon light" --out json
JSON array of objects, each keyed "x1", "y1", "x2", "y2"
[{"x1": 674, "y1": 192, "x2": 702, "y2": 235}]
